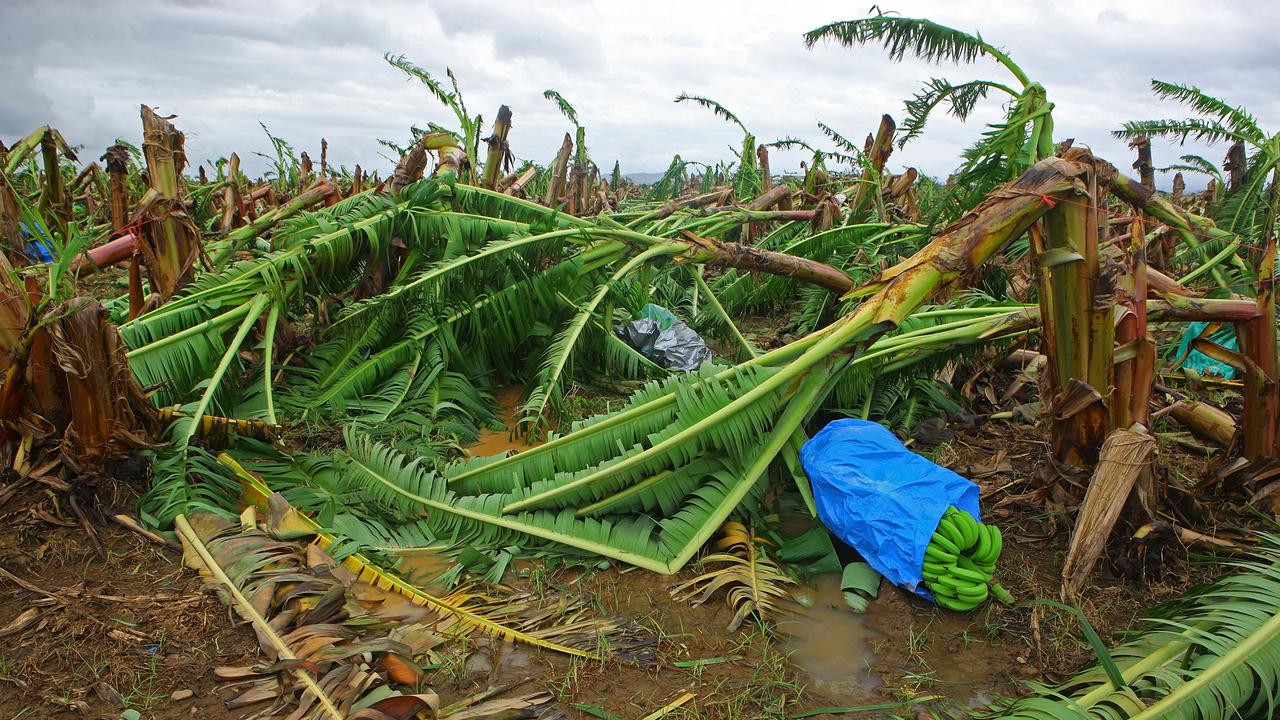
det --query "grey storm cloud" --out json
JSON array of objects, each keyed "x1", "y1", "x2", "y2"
[
  {"x1": 429, "y1": 3, "x2": 605, "y2": 67},
  {"x1": 2, "y1": 0, "x2": 1277, "y2": 190}
]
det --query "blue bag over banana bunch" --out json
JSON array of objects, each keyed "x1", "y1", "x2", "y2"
[{"x1": 800, "y1": 419, "x2": 1011, "y2": 610}]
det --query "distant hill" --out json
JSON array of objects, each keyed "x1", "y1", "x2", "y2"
[{"x1": 624, "y1": 172, "x2": 664, "y2": 185}]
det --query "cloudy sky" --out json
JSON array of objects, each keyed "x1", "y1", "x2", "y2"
[{"x1": 3, "y1": 0, "x2": 1277, "y2": 189}]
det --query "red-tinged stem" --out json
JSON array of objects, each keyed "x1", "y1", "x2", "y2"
[
  {"x1": 71, "y1": 233, "x2": 136, "y2": 275},
  {"x1": 1238, "y1": 169, "x2": 1280, "y2": 461}
]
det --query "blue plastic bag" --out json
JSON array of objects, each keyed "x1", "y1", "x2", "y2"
[
  {"x1": 800, "y1": 418, "x2": 980, "y2": 600},
  {"x1": 24, "y1": 241, "x2": 54, "y2": 263}
]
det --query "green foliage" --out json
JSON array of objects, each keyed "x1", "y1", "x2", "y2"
[
  {"x1": 675, "y1": 93, "x2": 747, "y2": 133},
  {"x1": 804, "y1": 11, "x2": 1010, "y2": 69},
  {"x1": 646, "y1": 154, "x2": 688, "y2": 201},
  {"x1": 1158, "y1": 154, "x2": 1225, "y2": 185},
  {"x1": 543, "y1": 89, "x2": 580, "y2": 128},
  {"x1": 386, "y1": 53, "x2": 485, "y2": 182},
  {"x1": 1149, "y1": 80, "x2": 1262, "y2": 139},
  {"x1": 676, "y1": 94, "x2": 761, "y2": 200},
  {"x1": 1115, "y1": 79, "x2": 1279, "y2": 241},
  {"x1": 901, "y1": 78, "x2": 1014, "y2": 147},
  {"x1": 806, "y1": 8, "x2": 1048, "y2": 213},
  {"x1": 986, "y1": 530, "x2": 1280, "y2": 719},
  {"x1": 255, "y1": 122, "x2": 301, "y2": 193}
]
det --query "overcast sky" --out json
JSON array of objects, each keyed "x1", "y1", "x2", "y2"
[{"x1": 3, "y1": 0, "x2": 1277, "y2": 189}]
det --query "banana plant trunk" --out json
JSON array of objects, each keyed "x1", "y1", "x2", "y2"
[
  {"x1": 212, "y1": 181, "x2": 336, "y2": 264},
  {"x1": 1034, "y1": 159, "x2": 1113, "y2": 468},
  {"x1": 851, "y1": 114, "x2": 895, "y2": 216},
  {"x1": 220, "y1": 152, "x2": 243, "y2": 232},
  {"x1": 390, "y1": 140, "x2": 429, "y2": 193},
  {"x1": 0, "y1": 143, "x2": 20, "y2": 250},
  {"x1": 2, "y1": 126, "x2": 49, "y2": 176},
  {"x1": 644, "y1": 187, "x2": 733, "y2": 223},
  {"x1": 1128, "y1": 135, "x2": 1162, "y2": 267},
  {"x1": 677, "y1": 229, "x2": 853, "y2": 294},
  {"x1": 39, "y1": 133, "x2": 70, "y2": 240},
  {"x1": 504, "y1": 166, "x2": 537, "y2": 197},
  {"x1": 1237, "y1": 171, "x2": 1280, "y2": 463},
  {"x1": 46, "y1": 299, "x2": 158, "y2": 472},
  {"x1": 545, "y1": 133, "x2": 572, "y2": 208},
  {"x1": 101, "y1": 144, "x2": 131, "y2": 237},
  {"x1": 757, "y1": 145, "x2": 771, "y2": 192},
  {"x1": 1225, "y1": 140, "x2": 1246, "y2": 192},
  {"x1": 569, "y1": 126, "x2": 588, "y2": 215},
  {"x1": 1131, "y1": 135, "x2": 1155, "y2": 191},
  {"x1": 1113, "y1": 215, "x2": 1155, "y2": 431},
  {"x1": 137, "y1": 105, "x2": 201, "y2": 301},
  {"x1": 481, "y1": 105, "x2": 513, "y2": 189}
]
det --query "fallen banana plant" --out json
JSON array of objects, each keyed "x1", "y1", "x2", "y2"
[
  {"x1": 205, "y1": 152, "x2": 1094, "y2": 583},
  {"x1": 130, "y1": 173, "x2": 891, "y2": 525}
]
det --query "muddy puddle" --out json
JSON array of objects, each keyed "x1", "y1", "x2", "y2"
[
  {"x1": 780, "y1": 573, "x2": 882, "y2": 703},
  {"x1": 467, "y1": 385, "x2": 541, "y2": 457},
  {"x1": 393, "y1": 548, "x2": 456, "y2": 593}
]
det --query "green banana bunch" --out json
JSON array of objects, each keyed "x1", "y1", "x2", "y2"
[{"x1": 922, "y1": 506, "x2": 1014, "y2": 611}]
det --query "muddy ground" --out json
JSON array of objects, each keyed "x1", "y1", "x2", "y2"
[{"x1": 0, "y1": 411, "x2": 1223, "y2": 720}]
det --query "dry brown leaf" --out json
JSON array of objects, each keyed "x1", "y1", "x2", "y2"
[{"x1": 0, "y1": 607, "x2": 41, "y2": 637}]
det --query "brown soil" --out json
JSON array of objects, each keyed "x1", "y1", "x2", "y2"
[
  {"x1": 0, "y1": 485, "x2": 259, "y2": 719},
  {"x1": 0, "y1": 416, "x2": 1230, "y2": 719}
]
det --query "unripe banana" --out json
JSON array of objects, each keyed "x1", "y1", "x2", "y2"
[
  {"x1": 955, "y1": 583, "x2": 989, "y2": 602},
  {"x1": 988, "y1": 525, "x2": 1003, "y2": 560},
  {"x1": 949, "y1": 565, "x2": 987, "y2": 584},
  {"x1": 925, "y1": 507, "x2": 1004, "y2": 612},
  {"x1": 930, "y1": 531, "x2": 960, "y2": 555},
  {"x1": 935, "y1": 515, "x2": 965, "y2": 548},
  {"x1": 956, "y1": 511, "x2": 980, "y2": 549},
  {"x1": 972, "y1": 524, "x2": 992, "y2": 563},
  {"x1": 929, "y1": 581, "x2": 958, "y2": 598},
  {"x1": 936, "y1": 573, "x2": 979, "y2": 592},
  {"x1": 936, "y1": 594, "x2": 982, "y2": 612},
  {"x1": 933, "y1": 575, "x2": 960, "y2": 591},
  {"x1": 925, "y1": 546, "x2": 957, "y2": 564},
  {"x1": 922, "y1": 560, "x2": 948, "y2": 577}
]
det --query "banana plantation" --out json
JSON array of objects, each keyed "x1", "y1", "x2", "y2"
[{"x1": 3, "y1": 10, "x2": 1280, "y2": 720}]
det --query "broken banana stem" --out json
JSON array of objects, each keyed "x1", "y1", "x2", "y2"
[
  {"x1": 1164, "y1": 400, "x2": 1236, "y2": 447},
  {"x1": 1132, "y1": 520, "x2": 1248, "y2": 554}
]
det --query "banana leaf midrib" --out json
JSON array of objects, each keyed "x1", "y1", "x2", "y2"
[{"x1": 222, "y1": 454, "x2": 606, "y2": 659}]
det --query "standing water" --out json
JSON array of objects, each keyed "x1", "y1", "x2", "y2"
[
  {"x1": 779, "y1": 573, "x2": 882, "y2": 703},
  {"x1": 467, "y1": 386, "x2": 541, "y2": 457}
]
